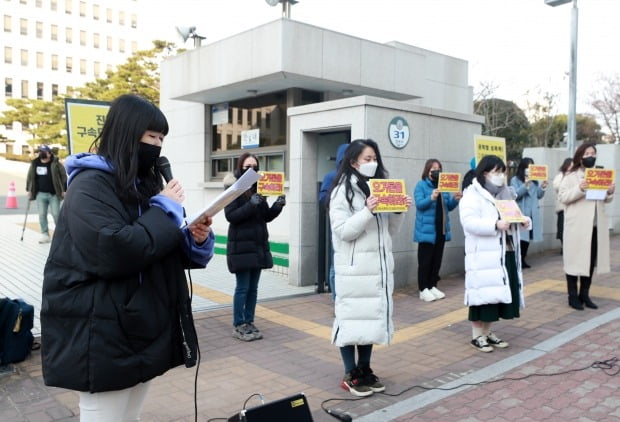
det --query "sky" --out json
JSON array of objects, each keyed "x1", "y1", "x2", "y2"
[{"x1": 145, "y1": 0, "x2": 620, "y2": 116}]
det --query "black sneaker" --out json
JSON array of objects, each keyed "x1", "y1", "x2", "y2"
[
  {"x1": 232, "y1": 324, "x2": 254, "y2": 342},
  {"x1": 487, "y1": 332, "x2": 509, "y2": 348},
  {"x1": 471, "y1": 336, "x2": 493, "y2": 352},
  {"x1": 359, "y1": 365, "x2": 385, "y2": 392},
  {"x1": 341, "y1": 367, "x2": 373, "y2": 397},
  {"x1": 247, "y1": 322, "x2": 263, "y2": 340}
]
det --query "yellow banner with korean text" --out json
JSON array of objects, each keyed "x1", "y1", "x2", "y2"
[
  {"x1": 528, "y1": 165, "x2": 548, "y2": 181},
  {"x1": 474, "y1": 135, "x2": 506, "y2": 166},
  {"x1": 65, "y1": 98, "x2": 110, "y2": 154},
  {"x1": 495, "y1": 200, "x2": 526, "y2": 223},
  {"x1": 585, "y1": 168, "x2": 615, "y2": 190},
  {"x1": 437, "y1": 172, "x2": 461, "y2": 192},
  {"x1": 257, "y1": 171, "x2": 285, "y2": 196},
  {"x1": 369, "y1": 179, "x2": 408, "y2": 213}
]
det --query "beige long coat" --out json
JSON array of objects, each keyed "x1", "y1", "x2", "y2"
[{"x1": 558, "y1": 168, "x2": 614, "y2": 276}]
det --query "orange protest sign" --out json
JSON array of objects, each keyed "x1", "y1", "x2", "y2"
[
  {"x1": 437, "y1": 172, "x2": 461, "y2": 192},
  {"x1": 585, "y1": 168, "x2": 615, "y2": 190},
  {"x1": 495, "y1": 200, "x2": 526, "y2": 223},
  {"x1": 257, "y1": 171, "x2": 285, "y2": 196},
  {"x1": 369, "y1": 179, "x2": 408, "y2": 213},
  {"x1": 528, "y1": 165, "x2": 548, "y2": 181}
]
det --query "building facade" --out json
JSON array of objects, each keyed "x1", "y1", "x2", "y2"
[
  {"x1": 159, "y1": 19, "x2": 484, "y2": 288},
  {"x1": 1, "y1": 0, "x2": 146, "y2": 153}
]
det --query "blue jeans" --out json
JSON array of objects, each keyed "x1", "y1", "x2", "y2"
[
  {"x1": 233, "y1": 269, "x2": 261, "y2": 327},
  {"x1": 36, "y1": 192, "x2": 60, "y2": 235},
  {"x1": 340, "y1": 345, "x2": 373, "y2": 373},
  {"x1": 329, "y1": 245, "x2": 336, "y2": 301}
]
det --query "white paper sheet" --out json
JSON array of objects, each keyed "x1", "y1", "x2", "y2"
[
  {"x1": 585, "y1": 189, "x2": 607, "y2": 201},
  {"x1": 186, "y1": 168, "x2": 260, "y2": 225}
]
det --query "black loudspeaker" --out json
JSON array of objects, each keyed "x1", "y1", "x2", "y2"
[{"x1": 228, "y1": 393, "x2": 314, "y2": 422}]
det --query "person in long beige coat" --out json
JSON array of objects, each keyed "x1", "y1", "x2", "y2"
[{"x1": 558, "y1": 143, "x2": 615, "y2": 310}]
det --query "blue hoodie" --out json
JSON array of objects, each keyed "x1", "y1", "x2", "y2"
[
  {"x1": 65, "y1": 153, "x2": 213, "y2": 265},
  {"x1": 319, "y1": 143, "x2": 349, "y2": 207}
]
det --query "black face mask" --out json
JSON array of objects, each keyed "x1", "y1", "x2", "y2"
[
  {"x1": 430, "y1": 170, "x2": 441, "y2": 187},
  {"x1": 582, "y1": 156, "x2": 596, "y2": 168},
  {"x1": 137, "y1": 143, "x2": 161, "y2": 173},
  {"x1": 39, "y1": 152, "x2": 49, "y2": 160}
]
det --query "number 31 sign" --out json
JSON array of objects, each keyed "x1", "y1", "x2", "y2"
[{"x1": 388, "y1": 116, "x2": 410, "y2": 149}]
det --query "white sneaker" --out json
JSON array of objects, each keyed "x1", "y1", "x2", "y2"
[
  {"x1": 430, "y1": 287, "x2": 446, "y2": 300},
  {"x1": 419, "y1": 288, "x2": 436, "y2": 302},
  {"x1": 38, "y1": 234, "x2": 51, "y2": 244}
]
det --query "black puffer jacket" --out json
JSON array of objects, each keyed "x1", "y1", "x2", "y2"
[
  {"x1": 41, "y1": 169, "x2": 201, "y2": 393},
  {"x1": 225, "y1": 190, "x2": 283, "y2": 273}
]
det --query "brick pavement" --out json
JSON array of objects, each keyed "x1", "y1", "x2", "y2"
[{"x1": 1, "y1": 182, "x2": 619, "y2": 421}]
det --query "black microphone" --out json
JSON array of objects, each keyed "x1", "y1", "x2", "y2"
[
  {"x1": 157, "y1": 156, "x2": 173, "y2": 183},
  {"x1": 325, "y1": 409, "x2": 353, "y2": 422},
  {"x1": 156, "y1": 156, "x2": 186, "y2": 218}
]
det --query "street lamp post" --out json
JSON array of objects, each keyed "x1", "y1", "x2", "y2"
[{"x1": 545, "y1": 0, "x2": 578, "y2": 156}]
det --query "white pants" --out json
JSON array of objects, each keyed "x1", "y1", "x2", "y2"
[{"x1": 79, "y1": 381, "x2": 151, "y2": 422}]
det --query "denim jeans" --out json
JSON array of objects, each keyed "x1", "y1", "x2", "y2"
[
  {"x1": 233, "y1": 269, "x2": 261, "y2": 327},
  {"x1": 329, "y1": 246, "x2": 336, "y2": 301},
  {"x1": 36, "y1": 192, "x2": 60, "y2": 235},
  {"x1": 340, "y1": 344, "x2": 373, "y2": 373}
]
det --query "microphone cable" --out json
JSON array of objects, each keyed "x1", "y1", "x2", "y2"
[{"x1": 321, "y1": 356, "x2": 619, "y2": 421}]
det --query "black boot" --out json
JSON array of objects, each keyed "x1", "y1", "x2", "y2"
[
  {"x1": 566, "y1": 275, "x2": 584, "y2": 310},
  {"x1": 520, "y1": 240, "x2": 531, "y2": 268},
  {"x1": 579, "y1": 277, "x2": 598, "y2": 309}
]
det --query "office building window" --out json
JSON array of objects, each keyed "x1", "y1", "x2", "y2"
[
  {"x1": 131, "y1": 41, "x2": 137, "y2": 54},
  {"x1": 51, "y1": 0, "x2": 57, "y2": 11},
  {"x1": 51, "y1": 54, "x2": 58, "y2": 70},
  {"x1": 119, "y1": 39, "x2": 125, "y2": 53},
  {"x1": 37, "y1": 82, "x2": 44, "y2": 100},
  {"x1": 131, "y1": 14, "x2": 137, "y2": 28},
  {"x1": 93, "y1": 4, "x2": 99, "y2": 20},
  {"x1": 5, "y1": 78, "x2": 12, "y2": 98},
  {"x1": 20, "y1": 0, "x2": 27, "y2": 4},
  {"x1": 4, "y1": 46, "x2": 11, "y2": 64},
  {"x1": 36, "y1": 21, "x2": 43, "y2": 38},
  {"x1": 79, "y1": 1, "x2": 85, "y2": 17},
  {"x1": 51, "y1": 24, "x2": 58, "y2": 40},
  {"x1": 106, "y1": 36, "x2": 112, "y2": 51},
  {"x1": 66, "y1": 56, "x2": 72, "y2": 73},
  {"x1": 36, "y1": 51, "x2": 43, "y2": 68},
  {"x1": 118, "y1": 11, "x2": 125, "y2": 25},
  {"x1": 65, "y1": 27, "x2": 72, "y2": 43},
  {"x1": 93, "y1": 33, "x2": 99, "y2": 48},
  {"x1": 20, "y1": 18, "x2": 27, "y2": 35},
  {"x1": 21, "y1": 80, "x2": 29, "y2": 98},
  {"x1": 80, "y1": 30, "x2": 86, "y2": 46},
  {"x1": 3, "y1": 15, "x2": 10, "y2": 33},
  {"x1": 36, "y1": 0, "x2": 43, "y2": 6},
  {"x1": 51, "y1": 83, "x2": 58, "y2": 98},
  {"x1": 94, "y1": 61, "x2": 100, "y2": 77},
  {"x1": 65, "y1": 0, "x2": 72, "y2": 14},
  {"x1": 80, "y1": 59, "x2": 86, "y2": 75},
  {"x1": 106, "y1": 8, "x2": 112, "y2": 23},
  {"x1": 21, "y1": 49, "x2": 28, "y2": 66}
]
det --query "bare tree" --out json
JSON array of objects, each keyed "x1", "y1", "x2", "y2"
[
  {"x1": 525, "y1": 88, "x2": 560, "y2": 147},
  {"x1": 589, "y1": 73, "x2": 620, "y2": 143}
]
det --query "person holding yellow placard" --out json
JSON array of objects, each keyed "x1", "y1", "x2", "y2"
[
  {"x1": 328, "y1": 139, "x2": 411, "y2": 396},
  {"x1": 459, "y1": 155, "x2": 531, "y2": 353},
  {"x1": 413, "y1": 159, "x2": 462, "y2": 302},
  {"x1": 558, "y1": 143, "x2": 615, "y2": 310},
  {"x1": 510, "y1": 157, "x2": 548, "y2": 268}
]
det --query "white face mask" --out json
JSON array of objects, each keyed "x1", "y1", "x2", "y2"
[
  {"x1": 489, "y1": 173, "x2": 505, "y2": 187},
  {"x1": 357, "y1": 161, "x2": 378, "y2": 178}
]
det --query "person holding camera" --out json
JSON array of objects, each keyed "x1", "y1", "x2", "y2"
[{"x1": 225, "y1": 153, "x2": 286, "y2": 341}]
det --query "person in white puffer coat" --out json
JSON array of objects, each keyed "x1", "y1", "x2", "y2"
[
  {"x1": 459, "y1": 155, "x2": 531, "y2": 353},
  {"x1": 328, "y1": 139, "x2": 412, "y2": 397}
]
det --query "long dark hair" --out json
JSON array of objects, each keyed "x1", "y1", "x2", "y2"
[
  {"x1": 327, "y1": 139, "x2": 387, "y2": 210},
  {"x1": 559, "y1": 157, "x2": 572, "y2": 174},
  {"x1": 475, "y1": 155, "x2": 506, "y2": 186},
  {"x1": 516, "y1": 157, "x2": 535, "y2": 183},
  {"x1": 234, "y1": 152, "x2": 259, "y2": 196},
  {"x1": 570, "y1": 142, "x2": 597, "y2": 172},
  {"x1": 92, "y1": 94, "x2": 169, "y2": 205},
  {"x1": 421, "y1": 158, "x2": 441, "y2": 180}
]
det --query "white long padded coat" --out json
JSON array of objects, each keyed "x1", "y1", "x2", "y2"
[
  {"x1": 459, "y1": 179, "x2": 530, "y2": 307},
  {"x1": 329, "y1": 174, "x2": 405, "y2": 347}
]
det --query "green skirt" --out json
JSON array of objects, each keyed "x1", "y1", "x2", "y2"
[{"x1": 468, "y1": 251, "x2": 521, "y2": 322}]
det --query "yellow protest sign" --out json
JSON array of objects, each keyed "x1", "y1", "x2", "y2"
[
  {"x1": 585, "y1": 168, "x2": 615, "y2": 190},
  {"x1": 437, "y1": 173, "x2": 461, "y2": 192},
  {"x1": 257, "y1": 171, "x2": 285, "y2": 196},
  {"x1": 528, "y1": 165, "x2": 548, "y2": 181},
  {"x1": 474, "y1": 135, "x2": 506, "y2": 165},
  {"x1": 65, "y1": 98, "x2": 110, "y2": 154},
  {"x1": 495, "y1": 200, "x2": 526, "y2": 223},
  {"x1": 369, "y1": 179, "x2": 408, "y2": 213}
]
